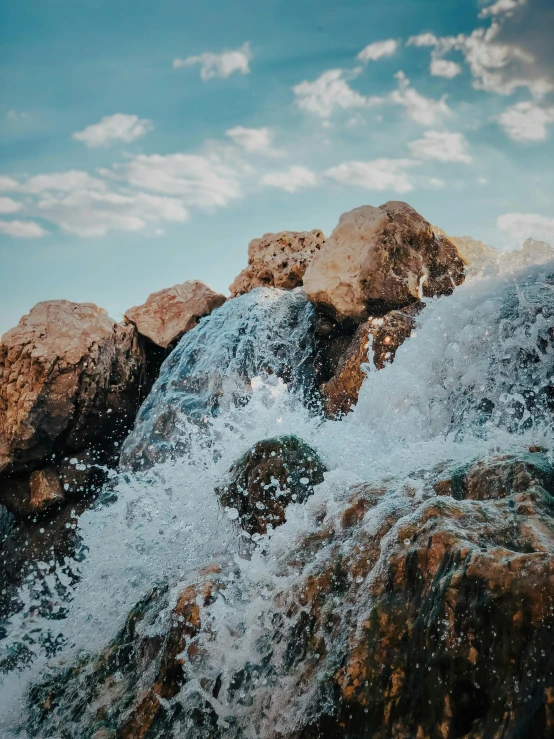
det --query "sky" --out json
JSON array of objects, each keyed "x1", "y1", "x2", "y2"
[{"x1": 1, "y1": 0, "x2": 553, "y2": 334}]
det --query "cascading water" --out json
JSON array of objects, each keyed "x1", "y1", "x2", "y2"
[
  {"x1": 120, "y1": 287, "x2": 317, "y2": 471},
  {"x1": 1, "y1": 253, "x2": 554, "y2": 737}
]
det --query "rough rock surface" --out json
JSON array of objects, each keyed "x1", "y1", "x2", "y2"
[
  {"x1": 27, "y1": 564, "x2": 227, "y2": 739},
  {"x1": 29, "y1": 467, "x2": 64, "y2": 511},
  {"x1": 229, "y1": 229, "x2": 326, "y2": 296},
  {"x1": 322, "y1": 303, "x2": 422, "y2": 417},
  {"x1": 217, "y1": 435, "x2": 327, "y2": 535},
  {"x1": 304, "y1": 202, "x2": 465, "y2": 322},
  {"x1": 124, "y1": 280, "x2": 226, "y2": 349},
  {"x1": 27, "y1": 451, "x2": 554, "y2": 739},
  {"x1": 0, "y1": 300, "x2": 144, "y2": 510}
]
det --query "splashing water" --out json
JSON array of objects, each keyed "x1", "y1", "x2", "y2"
[{"x1": 1, "y1": 255, "x2": 554, "y2": 736}]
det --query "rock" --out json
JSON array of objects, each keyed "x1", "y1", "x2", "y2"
[
  {"x1": 28, "y1": 452, "x2": 554, "y2": 738},
  {"x1": 125, "y1": 280, "x2": 226, "y2": 350},
  {"x1": 304, "y1": 202, "x2": 465, "y2": 322},
  {"x1": 229, "y1": 229, "x2": 326, "y2": 296},
  {"x1": 27, "y1": 564, "x2": 227, "y2": 739},
  {"x1": 0, "y1": 300, "x2": 144, "y2": 511},
  {"x1": 29, "y1": 467, "x2": 64, "y2": 511},
  {"x1": 217, "y1": 435, "x2": 327, "y2": 535},
  {"x1": 322, "y1": 303, "x2": 422, "y2": 417}
]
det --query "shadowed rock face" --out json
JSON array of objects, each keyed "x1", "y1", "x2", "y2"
[
  {"x1": 304, "y1": 202, "x2": 465, "y2": 323},
  {"x1": 230, "y1": 230, "x2": 327, "y2": 297},
  {"x1": 321, "y1": 303, "x2": 422, "y2": 418},
  {"x1": 0, "y1": 300, "x2": 145, "y2": 513},
  {"x1": 217, "y1": 435, "x2": 327, "y2": 535},
  {"x1": 26, "y1": 452, "x2": 554, "y2": 739},
  {"x1": 124, "y1": 280, "x2": 226, "y2": 350}
]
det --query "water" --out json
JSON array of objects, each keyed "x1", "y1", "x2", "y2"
[{"x1": 1, "y1": 249, "x2": 554, "y2": 736}]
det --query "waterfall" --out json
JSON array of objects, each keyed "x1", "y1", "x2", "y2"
[{"x1": 1, "y1": 260, "x2": 554, "y2": 737}]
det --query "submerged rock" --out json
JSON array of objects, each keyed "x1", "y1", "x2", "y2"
[
  {"x1": 0, "y1": 300, "x2": 144, "y2": 513},
  {"x1": 217, "y1": 435, "x2": 327, "y2": 535},
  {"x1": 125, "y1": 280, "x2": 226, "y2": 350},
  {"x1": 230, "y1": 229, "x2": 326, "y2": 296},
  {"x1": 304, "y1": 201, "x2": 465, "y2": 322}
]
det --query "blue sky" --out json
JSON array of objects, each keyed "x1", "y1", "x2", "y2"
[{"x1": 1, "y1": 0, "x2": 553, "y2": 333}]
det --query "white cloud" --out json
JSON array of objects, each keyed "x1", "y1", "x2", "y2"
[
  {"x1": 358, "y1": 39, "x2": 397, "y2": 62},
  {"x1": 409, "y1": 17, "x2": 553, "y2": 97},
  {"x1": 112, "y1": 153, "x2": 242, "y2": 209},
  {"x1": 390, "y1": 72, "x2": 451, "y2": 125},
  {"x1": 0, "y1": 219, "x2": 46, "y2": 238},
  {"x1": 173, "y1": 42, "x2": 251, "y2": 81},
  {"x1": 429, "y1": 178, "x2": 446, "y2": 188},
  {"x1": 325, "y1": 158, "x2": 418, "y2": 193},
  {"x1": 0, "y1": 197, "x2": 22, "y2": 214},
  {"x1": 479, "y1": 0, "x2": 526, "y2": 18},
  {"x1": 23, "y1": 171, "x2": 107, "y2": 194},
  {"x1": 6, "y1": 110, "x2": 29, "y2": 122},
  {"x1": 497, "y1": 212, "x2": 554, "y2": 243},
  {"x1": 407, "y1": 33, "x2": 440, "y2": 47},
  {"x1": 261, "y1": 166, "x2": 317, "y2": 193},
  {"x1": 73, "y1": 114, "x2": 153, "y2": 148},
  {"x1": 0, "y1": 176, "x2": 19, "y2": 192},
  {"x1": 498, "y1": 100, "x2": 554, "y2": 141},
  {"x1": 225, "y1": 126, "x2": 282, "y2": 156},
  {"x1": 409, "y1": 130, "x2": 472, "y2": 162},
  {"x1": 293, "y1": 68, "x2": 382, "y2": 118},
  {"x1": 430, "y1": 58, "x2": 462, "y2": 78},
  {"x1": 37, "y1": 190, "x2": 189, "y2": 238}
]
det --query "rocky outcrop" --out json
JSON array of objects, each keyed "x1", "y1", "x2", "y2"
[
  {"x1": 27, "y1": 451, "x2": 554, "y2": 738},
  {"x1": 322, "y1": 303, "x2": 422, "y2": 417},
  {"x1": 217, "y1": 435, "x2": 327, "y2": 535},
  {"x1": 27, "y1": 564, "x2": 227, "y2": 739},
  {"x1": 304, "y1": 202, "x2": 465, "y2": 322},
  {"x1": 277, "y1": 452, "x2": 554, "y2": 738},
  {"x1": 0, "y1": 300, "x2": 145, "y2": 513},
  {"x1": 230, "y1": 229, "x2": 326, "y2": 296},
  {"x1": 124, "y1": 280, "x2": 226, "y2": 349}
]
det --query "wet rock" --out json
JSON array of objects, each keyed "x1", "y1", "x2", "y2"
[
  {"x1": 217, "y1": 435, "x2": 327, "y2": 535},
  {"x1": 276, "y1": 453, "x2": 554, "y2": 738},
  {"x1": 0, "y1": 300, "x2": 145, "y2": 513},
  {"x1": 27, "y1": 564, "x2": 226, "y2": 739},
  {"x1": 230, "y1": 229, "x2": 326, "y2": 296},
  {"x1": 29, "y1": 466, "x2": 64, "y2": 511},
  {"x1": 322, "y1": 303, "x2": 422, "y2": 417},
  {"x1": 24, "y1": 453, "x2": 554, "y2": 738},
  {"x1": 304, "y1": 202, "x2": 465, "y2": 322},
  {"x1": 124, "y1": 280, "x2": 226, "y2": 350}
]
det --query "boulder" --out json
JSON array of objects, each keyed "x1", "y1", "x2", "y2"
[
  {"x1": 229, "y1": 229, "x2": 326, "y2": 296},
  {"x1": 217, "y1": 435, "x2": 327, "y2": 535},
  {"x1": 124, "y1": 280, "x2": 226, "y2": 350},
  {"x1": 0, "y1": 300, "x2": 144, "y2": 511},
  {"x1": 304, "y1": 202, "x2": 465, "y2": 322},
  {"x1": 322, "y1": 303, "x2": 422, "y2": 417}
]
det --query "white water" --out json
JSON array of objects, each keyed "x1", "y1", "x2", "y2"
[{"x1": 1, "y1": 250, "x2": 554, "y2": 735}]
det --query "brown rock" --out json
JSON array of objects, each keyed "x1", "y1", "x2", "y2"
[
  {"x1": 29, "y1": 467, "x2": 64, "y2": 511},
  {"x1": 124, "y1": 280, "x2": 226, "y2": 349},
  {"x1": 322, "y1": 304, "x2": 421, "y2": 417},
  {"x1": 304, "y1": 202, "x2": 465, "y2": 322},
  {"x1": 229, "y1": 229, "x2": 326, "y2": 296},
  {"x1": 0, "y1": 300, "x2": 144, "y2": 481},
  {"x1": 217, "y1": 435, "x2": 327, "y2": 535}
]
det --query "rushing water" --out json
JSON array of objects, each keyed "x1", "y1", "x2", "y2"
[{"x1": 1, "y1": 248, "x2": 554, "y2": 735}]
